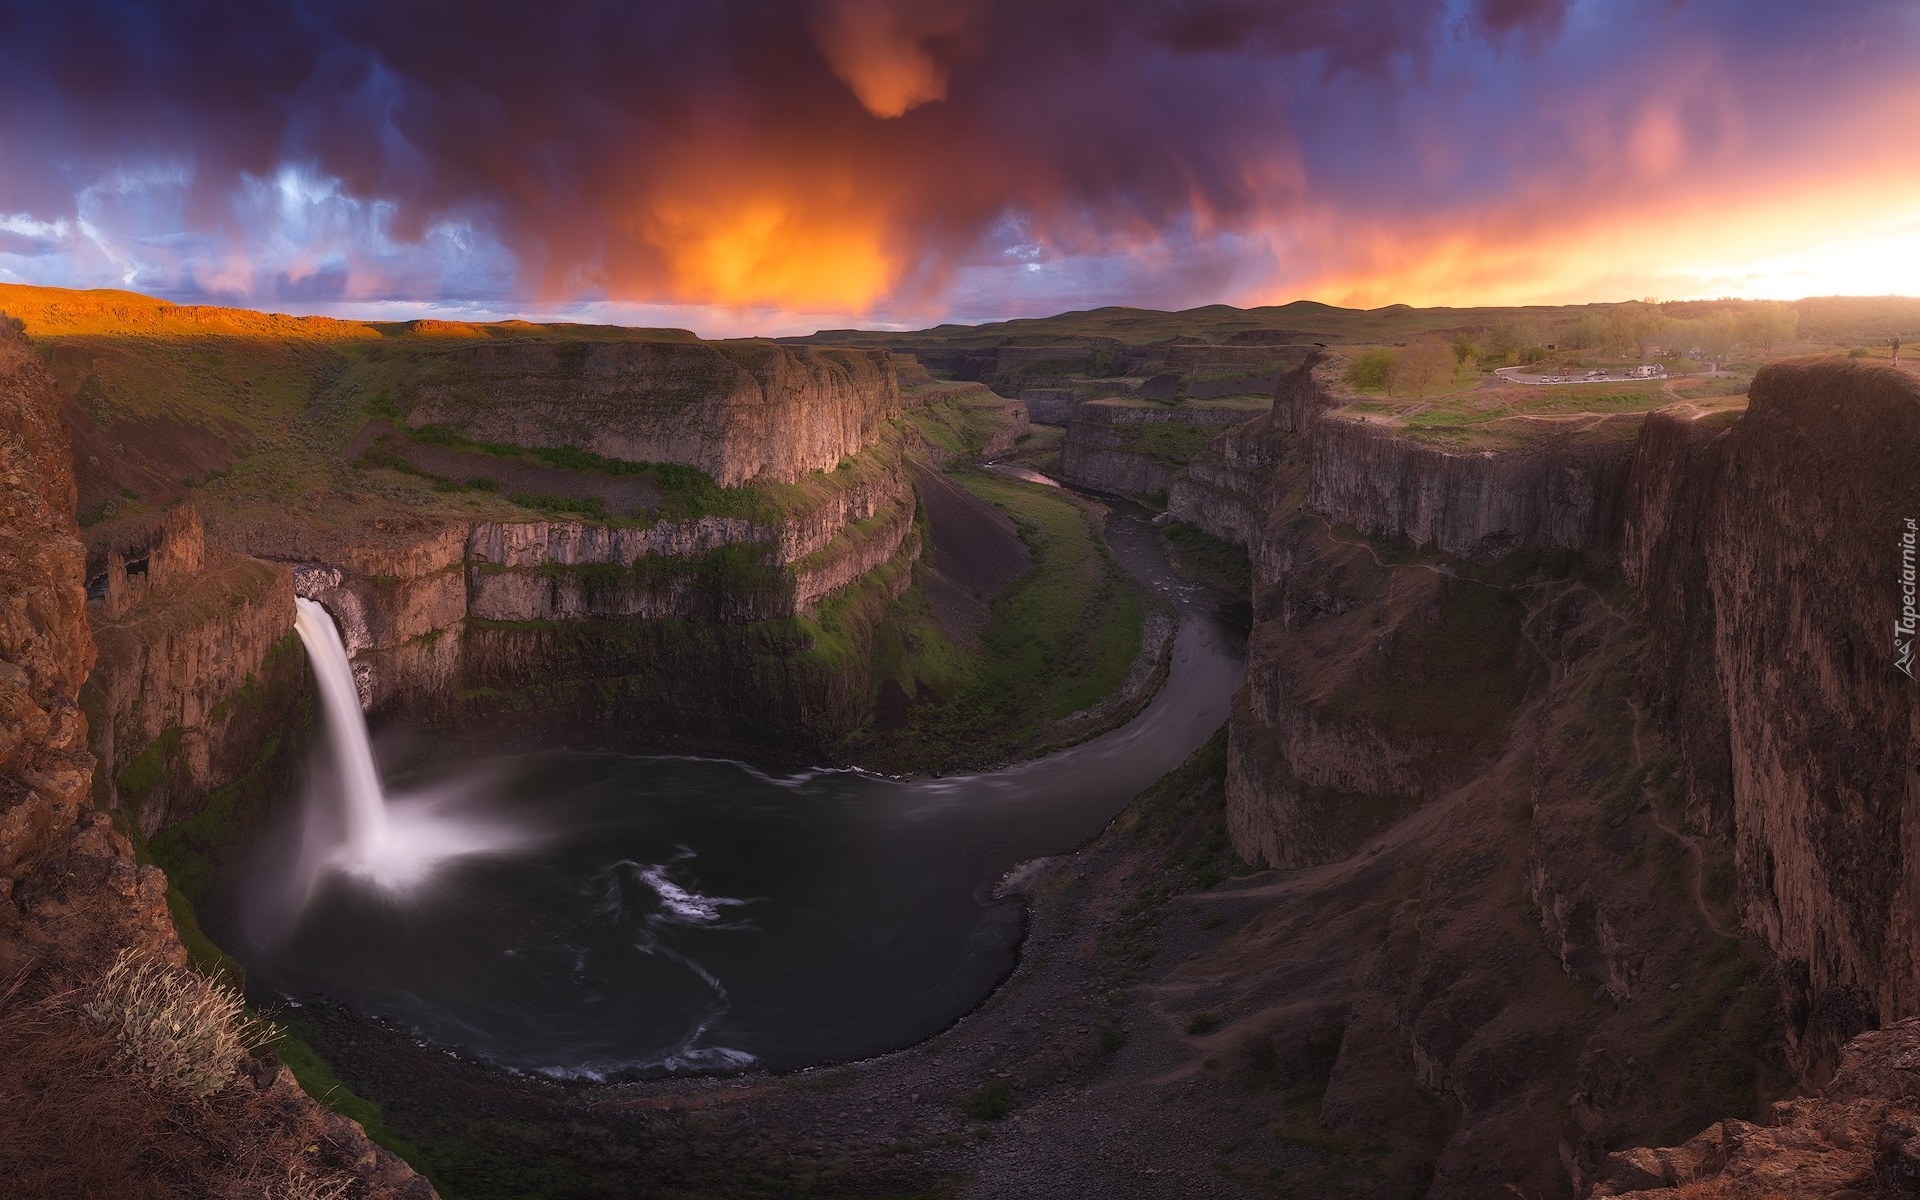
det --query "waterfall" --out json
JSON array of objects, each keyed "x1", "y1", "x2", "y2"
[
  {"x1": 285, "y1": 595, "x2": 525, "y2": 894},
  {"x1": 293, "y1": 597, "x2": 389, "y2": 863}
]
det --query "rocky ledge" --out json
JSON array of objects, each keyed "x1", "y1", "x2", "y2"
[
  {"x1": 1594, "y1": 1019, "x2": 1920, "y2": 1198},
  {"x1": 398, "y1": 338, "x2": 901, "y2": 487},
  {"x1": 0, "y1": 317, "x2": 430, "y2": 1198}
]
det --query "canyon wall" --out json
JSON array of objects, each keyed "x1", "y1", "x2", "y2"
[
  {"x1": 1060, "y1": 398, "x2": 1269, "y2": 496},
  {"x1": 0, "y1": 323, "x2": 101, "y2": 897},
  {"x1": 400, "y1": 340, "x2": 901, "y2": 487},
  {"x1": 0, "y1": 322, "x2": 428, "y2": 1198},
  {"x1": 1308, "y1": 416, "x2": 1636, "y2": 558},
  {"x1": 1174, "y1": 352, "x2": 1919, "y2": 1196},
  {"x1": 1625, "y1": 361, "x2": 1920, "y2": 1081},
  {"x1": 83, "y1": 514, "x2": 297, "y2": 837},
  {"x1": 1166, "y1": 413, "x2": 1291, "y2": 549}
]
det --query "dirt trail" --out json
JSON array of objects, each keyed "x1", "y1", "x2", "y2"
[{"x1": 1629, "y1": 700, "x2": 1731, "y2": 939}]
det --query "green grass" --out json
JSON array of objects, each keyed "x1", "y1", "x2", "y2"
[
  {"x1": 508, "y1": 490, "x2": 608, "y2": 520},
  {"x1": 963, "y1": 1079, "x2": 1012, "y2": 1120},
  {"x1": 843, "y1": 471, "x2": 1147, "y2": 771},
  {"x1": 407, "y1": 423, "x2": 768, "y2": 521},
  {"x1": 1516, "y1": 387, "x2": 1667, "y2": 415},
  {"x1": 1123, "y1": 726, "x2": 1240, "y2": 888},
  {"x1": 1161, "y1": 520, "x2": 1251, "y2": 597},
  {"x1": 1125, "y1": 420, "x2": 1220, "y2": 465},
  {"x1": 1323, "y1": 579, "x2": 1536, "y2": 743},
  {"x1": 1655, "y1": 938, "x2": 1779, "y2": 1140},
  {"x1": 903, "y1": 393, "x2": 1027, "y2": 462}
]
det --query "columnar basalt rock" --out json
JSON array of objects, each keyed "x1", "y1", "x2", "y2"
[
  {"x1": 1305, "y1": 417, "x2": 1635, "y2": 559},
  {"x1": 0, "y1": 324, "x2": 96, "y2": 885},
  {"x1": 85, "y1": 550, "x2": 294, "y2": 834},
  {"x1": 1059, "y1": 398, "x2": 1268, "y2": 496},
  {"x1": 82, "y1": 502, "x2": 300, "y2": 833},
  {"x1": 1166, "y1": 412, "x2": 1293, "y2": 549},
  {"x1": 0, "y1": 319, "x2": 430, "y2": 1198},
  {"x1": 401, "y1": 340, "x2": 901, "y2": 487},
  {"x1": 1624, "y1": 360, "x2": 1920, "y2": 1082}
]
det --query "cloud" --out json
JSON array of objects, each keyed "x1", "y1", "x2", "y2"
[
  {"x1": 808, "y1": 0, "x2": 987, "y2": 117},
  {"x1": 0, "y1": 0, "x2": 1911, "y2": 330}
]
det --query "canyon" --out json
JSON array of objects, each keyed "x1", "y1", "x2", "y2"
[{"x1": 2, "y1": 286, "x2": 1917, "y2": 1199}]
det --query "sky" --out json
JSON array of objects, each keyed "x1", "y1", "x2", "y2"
[{"x1": 0, "y1": 0, "x2": 1915, "y2": 337}]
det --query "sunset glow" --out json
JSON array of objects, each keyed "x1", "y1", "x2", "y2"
[{"x1": 0, "y1": 0, "x2": 1913, "y2": 330}]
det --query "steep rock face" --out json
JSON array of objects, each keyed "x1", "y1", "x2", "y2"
[
  {"x1": 448, "y1": 532, "x2": 921, "y2": 761},
  {"x1": 979, "y1": 398, "x2": 1031, "y2": 459},
  {"x1": 1226, "y1": 503, "x2": 1539, "y2": 869},
  {"x1": 1592, "y1": 1019, "x2": 1920, "y2": 1198},
  {"x1": 1019, "y1": 388, "x2": 1076, "y2": 425},
  {"x1": 0, "y1": 326, "x2": 96, "y2": 885},
  {"x1": 1308, "y1": 415, "x2": 1636, "y2": 558},
  {"x1": 249, "y1": 455, "x2": 923, "y2": 769},
  {"x1": 0, "y1": 323, "x2": 428, "y2": 1198},
  {"x1": 1060, "y1": 398, "x2": 1265, "y2": 496},
  {"x1": 1166, "y1": 414, "x2": 1293, "y2": 549},
  {"x1": 1619, "y1": 406, "x2": 1743, "y2": 841},
  {"x1": 85, "y1": 535, "x2": 294, "y2": 836},
  {"x1": 402, "y1": 340, "x2": 900, "y2": 487},
  {"x1": 1625, "y1": 361, "x2": 1920, "y2": 1081}
]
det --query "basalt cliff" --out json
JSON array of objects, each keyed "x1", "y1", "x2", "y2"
[
  {"x1": 6, "y1": 282, "x2": 1920, "y2": 1199},
  {"x1": 398, "y1": 338, "x2": 901, "y2": 488},
  {"x1": 0, "y1": 322, "x2": 430, "y2": 1198},
  {"x1": 1144, "y1": 352, "x2": 1919, "y2": 1197}
]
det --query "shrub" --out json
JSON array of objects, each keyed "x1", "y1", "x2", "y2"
[
  {"x1": 964, "y1": 1078, "x2": 1011, "y2": 1120},
  {"x1": 80, "y1": 951, "x2": 261, "y2": 1100},
  {"x1": 510, "y1": 491, "x2": 608, "y2": 520},
  {"x1": 1345, "y1": 349, "x2": 1396, "y2": 391},
  {"x1": 276, "y1": 1164, "x2": 355, "y2": 1200},
  {"x1": 1186, "y1": 1012, "x2": 1222, "y2": 1036}
]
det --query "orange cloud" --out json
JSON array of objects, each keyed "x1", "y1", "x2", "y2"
[
  {"x1": 808, "y1": 0, "x2": 986, "y2": 118},
  {"x1": 1257, "y1": 70, "x2": 1920, "y2": 310}
]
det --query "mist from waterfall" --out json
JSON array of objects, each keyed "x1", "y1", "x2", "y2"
[{"x1": 287, "y1": 597, "x2": 526, "y2": 897}]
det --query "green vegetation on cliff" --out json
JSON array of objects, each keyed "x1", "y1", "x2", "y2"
[{"x1": 841, "y1": 471, "x2": 1146, "y2": 772}]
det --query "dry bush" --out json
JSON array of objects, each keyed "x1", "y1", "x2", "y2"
[
  {"x1": 80, "y1": 950, "x2": 264, "y2": 1100},
  {"x1": 0, "y1": 986, "x2": 178, "y2": 1199},
  {"x1": 0, "y1": 965, "x2": 360, "y2": 1199},
  {"x1": 276, "y1": 1162, "x2": 357, "y2": 1200}
]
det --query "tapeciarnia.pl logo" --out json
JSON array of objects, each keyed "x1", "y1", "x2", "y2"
[{"x1": 1899, "y1": 517, "x2": 1917, "y2": 679}]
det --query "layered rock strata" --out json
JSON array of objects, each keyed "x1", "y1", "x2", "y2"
[
  {"x1": 400, "y1": 340, "x2": 900, "y2": 487},
  {"x1": 1624, "y1": 361, "x2": 1920, "y2": 1082},
  {"x1": 1308, "y1": 416, "x2": 1635, "y2": 558},
  {"x1": 84, "y1": 512, "x2": 295, "y2": 835},
  {"x1": 1060, "y1": 398, "x2": 1269, "y2": 496},
  {"x1": 0, "y1": 321, "x2": 428, "y2": 1198}
]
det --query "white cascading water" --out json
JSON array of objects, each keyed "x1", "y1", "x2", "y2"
[
  {"x1": 292, "y1": 597, "x2": 389, "y2": 862},
  {"x1": 288, "y1": 597, "x2": 525, "y2": 894}
]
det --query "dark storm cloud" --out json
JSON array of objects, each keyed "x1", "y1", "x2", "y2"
[{"x1": 0, "y1": 0, "x2": 1911, "y2": 318}]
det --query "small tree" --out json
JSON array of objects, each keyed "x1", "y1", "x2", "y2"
[
  {"x1": 1737, "y1": 300, "x2": 1799, "y2": 356},
  {"x1": 1390, "y1": 337, "x2": 1454, "y2": 398},
  {"x1": 1489, "y1": 320, "x2": 1544, "y2": 362},
  {"x1": 1345, "y1": 349, "x2": 1397, "y2": 393},
  {"x1": 1605, "y1": 300, "x2": 1665, "y2": 359}
]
